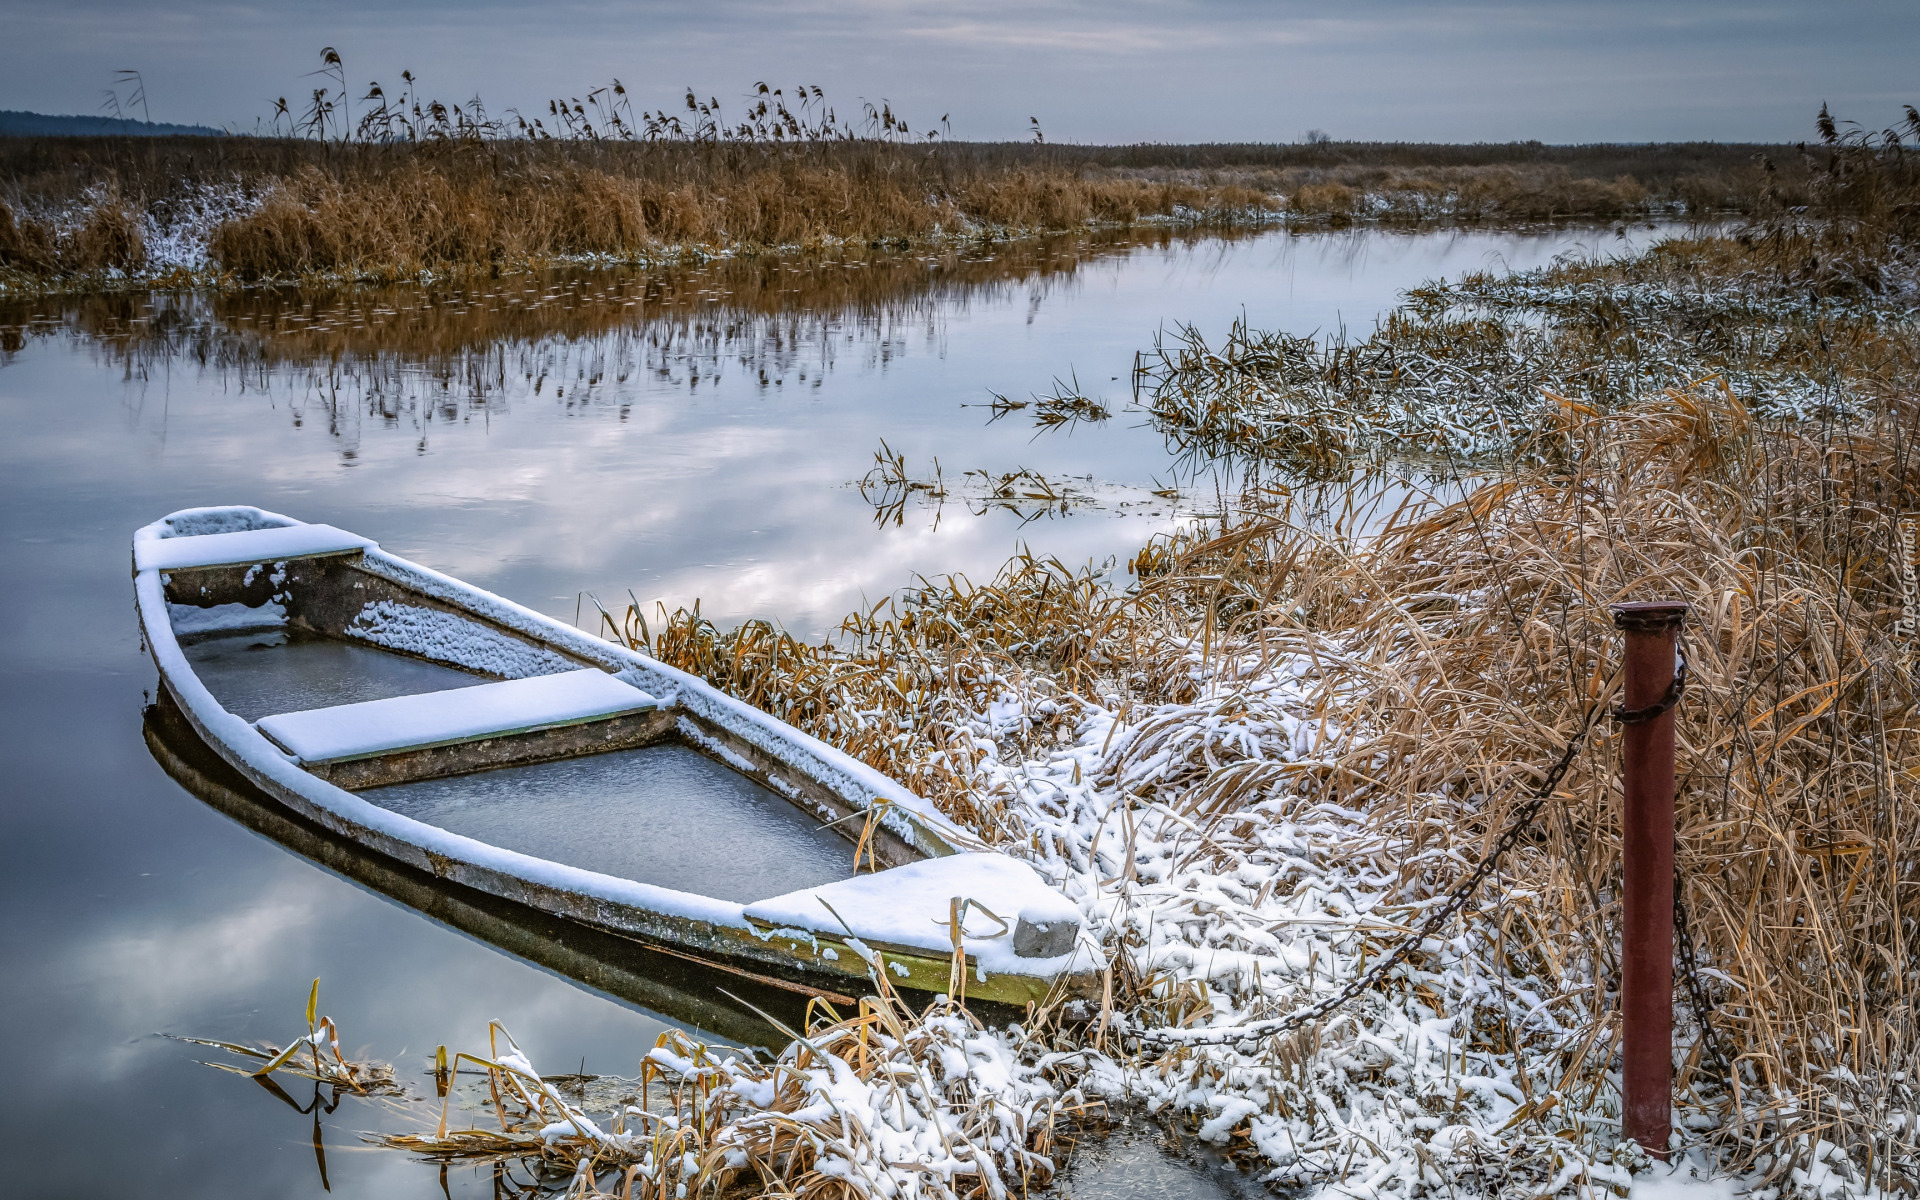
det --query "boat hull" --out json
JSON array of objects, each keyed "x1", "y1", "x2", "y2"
[{"x1": 134, "y1": 507, "x2": 1099, "y2": 1007}]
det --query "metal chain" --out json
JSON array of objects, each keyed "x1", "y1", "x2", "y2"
[
  {"x1": 1137, "y1": 701, "x2": 1606, "y2": 1051},
  {"x1": 1613, "y1": 648, "x2": 1688, "y2": 725},
  {"x1": 1673, "y1": 869, "x2": 1730, "y2": 1080}
]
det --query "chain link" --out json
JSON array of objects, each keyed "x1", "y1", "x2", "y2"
[
  {"x1": 1613, "y1": 646, "x2": 1688, "y2": 725},
  {"x1": 1138, "y1": 702, "x2": 1606, "y2": 1051},
  {"x1": 1673, "y1": 872, "x2": 1730, "y2": 1080}
]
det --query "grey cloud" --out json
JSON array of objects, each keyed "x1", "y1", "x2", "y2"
[{"x1": 1, "y1": 0, "x2": 1914, "y2": 141}]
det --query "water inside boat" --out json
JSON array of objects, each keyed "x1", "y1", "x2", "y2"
[
  {"x1": 362, "y1": 744, "x2": 854, "y2": 903},
  {"x1": 183, "y1": 627, "x2": 853, "y2": 903},
  {"x1": 184, "y1": 628, "x2": 487, "y2": 721}
]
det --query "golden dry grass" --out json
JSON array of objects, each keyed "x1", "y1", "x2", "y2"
[
  {"x1": 199, "y1": 159, "x2": 1274, "y2": 281},
  {"x1": 0, "y1": 120, "x2": 1839, "y2": 291},
  {"x1": 0, "y1": 187, "x2": 146, "y2": 273},
  {"x1": 1212, "y1": 384, "x2": 1920, "y2": 1178}
]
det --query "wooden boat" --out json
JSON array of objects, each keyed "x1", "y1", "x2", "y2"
[{"x1": 134, "y1": 505, "x2": 1098, "y2": 1006}]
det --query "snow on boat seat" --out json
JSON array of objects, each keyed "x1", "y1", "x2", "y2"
[
  {"x1": 255, "y1": 668, "x2": 659, "y2": 765},
  {"x1": 136, "y1": 524, "x2": 377, "y2": 573},
  {"x1": 743, "y1": 853, "x2": 1083, "y2": 963}
]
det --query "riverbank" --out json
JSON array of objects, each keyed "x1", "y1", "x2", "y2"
[{"x1": 0, "y1": 135, "x2": 1803, "y2": 295}]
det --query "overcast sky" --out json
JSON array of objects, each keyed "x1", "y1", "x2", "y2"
[{"x1": 3, "y1": 0, "x2": 1914, "y2": 144}]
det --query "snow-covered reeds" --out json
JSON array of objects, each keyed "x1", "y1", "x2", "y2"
[
  {"x1": 1177, "y1": 380, "x2": 1920, "y2": 1190},
  {"x1": 1135, "y1": 106, "x2": 1920, "y2": 477},
  {"x1": 370, "y1": 942, "x2": 1089, "y2": 1198},
  {"x1": 1132, "y1": 238, "x2": 1901, "y2": 474},
  {"x1": 0, "y1": 184, "x2": 150, "y2": 276},
  {"x1": 609, "y1": 235, "x2": 1920, "y2": 1194}
]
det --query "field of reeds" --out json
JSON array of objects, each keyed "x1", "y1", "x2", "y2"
[
  {"x1": 0, "y1": 60, "x2": 1821, "y2": 294},
  {"x1": 0, "y1": 133, "x2": 1802, "y2": 293},
  {"x1": 0, "y1": 131, "x2": 1283, "y2": 292}
]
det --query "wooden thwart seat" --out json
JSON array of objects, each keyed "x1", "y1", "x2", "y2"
[
  {"x1": 256, "y1": 669, "x2": 660, "y2": 766},
  {"x1": 136, "y1": 525, "x2": 378, "y2": 573}
]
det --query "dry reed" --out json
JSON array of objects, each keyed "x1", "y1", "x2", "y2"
[
  {"x1": 0, "y1": 77, "x2": 1851, "y2": 294},
  {"x1": 1168, "y1": 381, "x2": 1920, "y2": 1182},
  {"x1": 0, "y1": 186, "x2": 146, "y2": 274},
  {"x1": 175, "y1": 978, "x2": 399, "y2": 1096},
  {"x1": 372, "y1": 939, "x2": 1086, "y2": 1197}
]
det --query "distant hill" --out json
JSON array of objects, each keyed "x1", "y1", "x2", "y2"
[{"x1": 0, "y1": 110, "x2": 226, "y2": 138}]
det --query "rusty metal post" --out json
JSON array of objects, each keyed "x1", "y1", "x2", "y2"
[{"x1": 1610, "y1": 600, "x2": 1687, "y2": 1160}]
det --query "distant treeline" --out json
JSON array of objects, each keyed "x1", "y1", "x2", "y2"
[{"x1": 0, "y1": 111, "x2": 226, "y2": 138}]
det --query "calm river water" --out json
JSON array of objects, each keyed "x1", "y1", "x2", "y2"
[{"x1": 0, "y1": 221, "x2": 1673, "y2": 1197}]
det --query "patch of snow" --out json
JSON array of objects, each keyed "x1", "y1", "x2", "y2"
[
  {"x1": 150, "y1": 504, "x2": 296, "y2": 539},
  {"x1": 133, "y1": 523, "x2": 374, "y2": 572},
  {"x1": 950, "y1": 639, "x2": 1715, "y2": 1198},
  {"x1": 345, "y1": 599, "x2": 578, "y2": 679},
  {"x1": 742, "y1": 853, "x2": 1093, "y2": 978},
  {"x1": 140, "y1": 181, "x2": 262, "y2": 271},
  {"x1": 255, "y1": 668, "x2": 657, "y2": 763},
  {"x1": 1632, "y1": 1163, "x2": 1747, "y2": 1200}
]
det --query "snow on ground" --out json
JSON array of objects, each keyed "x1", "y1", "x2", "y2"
[
  {"x1": 1633, "y1": 1160, "x2": 1747, "y2": 1200},
  {"x1": 140, "y1": 181, "x2": 262, "y2": 272},
  {"x1": 900, "y1": 639, "x2": 1743, "y2": 1200}
]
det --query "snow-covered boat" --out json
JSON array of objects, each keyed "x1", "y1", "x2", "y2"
[{"x1": 134, "y1": 506, "x2": 1097, "y2": 1006}]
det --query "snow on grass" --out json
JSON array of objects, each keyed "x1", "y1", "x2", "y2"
[
  {"x1": 140, "y1": 180, "x2": 262, "y2": 273},
  {"x1": 376, "y1": 993, "x2": 1086, "y2": 1197},
  {"x1": 1136, "y1": 235, "x2": 1906, "y2": 472},
  {"x1": 833, "y1": 622, "x2": 1721, "y2": 1200}
]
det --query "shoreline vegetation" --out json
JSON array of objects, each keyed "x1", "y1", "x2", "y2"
[
  {"x1": 0, "y1": 126, "x2": 1820, "y2": 295},
  {"x1": 137, "y1": 98, "x2": 1920, "y2": 1197}
]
